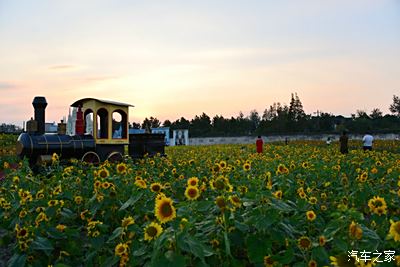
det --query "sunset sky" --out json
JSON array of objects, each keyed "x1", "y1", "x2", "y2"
[{"x1": 1, "y1": 0, "x2": 399, "y2": 126}]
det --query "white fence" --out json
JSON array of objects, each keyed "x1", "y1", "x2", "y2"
[{"x1": 184, "y1": 133, "x2": 399, "y2": 146}]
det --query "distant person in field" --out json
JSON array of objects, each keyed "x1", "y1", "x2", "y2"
[
  {"x1": 362, "y1": 132, "x2": 374, "y2": 151},
  {"x1": 339, "y1": 131, "x2": 348, "y2": 154},
  {"x1": 326, "y1": 137, "x2": 332, "y2": 145},
  {"x1": 256, "y1": 136, "x2": 264, "y2": 153}
]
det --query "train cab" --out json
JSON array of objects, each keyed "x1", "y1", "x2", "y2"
[{"x1": 70, "y1": 98, "x2": 134, "y2": 162}]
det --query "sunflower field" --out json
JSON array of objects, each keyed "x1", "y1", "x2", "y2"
[
  {"x1": 1, "y1": 140, "x2": 400, "y2": 267},
  {"x1": 0, "y1": 133, "x2": 17, "y2": 157}
]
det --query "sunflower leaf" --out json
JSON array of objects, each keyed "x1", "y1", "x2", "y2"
[
  {"x1": 107, "y1": 227, "x2": 124, "y2": 243},
  {"x1": 31, "y1": 236, "x2": 54, "y2": 256},
  {"x1": 119, "y1": 193, "x2": 143, "y2": 211}
]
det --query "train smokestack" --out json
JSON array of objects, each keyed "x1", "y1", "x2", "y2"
[{"x1": 32, "y1": 96, "x2": 47, "y2": 135}]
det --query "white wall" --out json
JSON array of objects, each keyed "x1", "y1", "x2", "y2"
[{"x1": 186, "y1": 134, "x2": 399, "y2": 146}]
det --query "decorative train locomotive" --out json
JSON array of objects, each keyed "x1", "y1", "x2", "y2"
[{"x1": 16, "y1": 96, "x2": 165, "y2": 165}]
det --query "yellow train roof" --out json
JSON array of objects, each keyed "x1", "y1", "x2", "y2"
[{"x1": 70, "y1": 98, "x2": 134, "y2": 108}]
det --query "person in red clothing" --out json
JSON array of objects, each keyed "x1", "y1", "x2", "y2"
[{"x1": 256, "y1": 136, "x2": 264, "y2": 153}]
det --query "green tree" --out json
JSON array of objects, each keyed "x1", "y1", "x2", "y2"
[
  {"x1": 162, "y1": 120, "x2": 172, "y2": 127},
  {"x1": 389, "y1": 95, "x2": 400, "y2": 117},
  {"x1": 248, "y1": 109, "x2": 261, "y2": 133},
  {"x1": 141, "y1": 117, "x2": 161, "y2": 130},
  {"x1": 370, "y1": 108, "x2": 383, "y2": 119},
  {"x1": 190, "y1": 113, "x2": 212, "y2": 137},
  {"x1": 356, "y1": 110, "x2": 369, "y2": 119},
  {"x1": 288, "y1": 93, "x2": 306, "y2": 122},
  {"x1": 171, "y1": 117, "x2": 190, "y2": 130},
  {"x1": 262, "y1": 104, "x2": 277, "y2": 121},
  {"x1": 212, "y1": 115, "x2": 229, "y2": 136},
  {"x1": 129, "y1": 122, "x2": 141, "y2": 129}
]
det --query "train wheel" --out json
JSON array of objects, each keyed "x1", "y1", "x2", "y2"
[
  {"x1": 81, "y1": 151, "x2": 100, "y2": 165},
  {"x1": 107, "y1": 152, "x2": 123, "y2": 163}
]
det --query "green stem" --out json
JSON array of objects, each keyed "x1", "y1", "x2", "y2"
[{"x1": 222, "y1": 212, "x2": 232, "y2": 258}]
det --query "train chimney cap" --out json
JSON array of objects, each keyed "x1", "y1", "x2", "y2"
[{"x1": 32, "y1": 96, "x2": 48, "y2": 107}]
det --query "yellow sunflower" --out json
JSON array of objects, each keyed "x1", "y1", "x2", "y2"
[
  {"x1": 52, "y1": 153, "x2": 59, "y2": 164},
  {"x1": 358, "y1": 171, "x2": 368, "y2": 182},
  {"x1": 56, "y1": 224, "x2": 66, "y2": 232},
  {"x1": 276, "y1": 164, "x2": 289, "y2": 175},
  {"x1": 301, "y1": 161, "x2": 310, "y2": 169},
  {"x1": 330, "y1": 254, "x2": 357, "y2": 267},
  {"x1": 266, "y1": 178, "x2": 273, "y2": 190},
  {"x1": 219, "y1": 160, "x2": 227, "y2": 169},
  {"x1": 298, "y1": 191, "x2": 307, "y2": 199},
  {"x1": 238, "y1": 185, "x2": 248, "y2": 195},
  {"x1": 35, "y1": 212, "x2": 49, "y2": 226},
  {"x1": 98, "y1": 168, "x2": 109, "y2": 179},
  {"x1": 16, "y1": 227, "x2": 29, "y2": 239},
  {"x1": 298, "y1": 236, "x2": 312, "y2": 250},
  {"x1": 150, "y1": 182, "x2": 163, "y2": 193},
  {"x1": 308, "y1": 197, "x2": 318, "y2": 205},
  {"x1": 53, "y1": 185, "x2": 62, "y2": 195},
  {"x1": 263, "y1": 255, "x2": 275, "y2": 267},
  {"x1": 306, "y1": 210, "x2": 316, "y2": 221},
  {"x1": 210, "y1": 239, "x2": 220, "y2": 248},
  {"x1": 243, "y1": 162, "x2": 251, "y2": 171},
  {"x1": 116, "y1": 163, "x2": 127, "y2": 174},
  {"x1": 35, "y1": 190, "x2": 44, "y2": 199},
  {"x1": 155, "y1": 196, "x2": 176, "y2": 223},
  {"x1": 395, "y1": 256, "x2": 400, "y2": 266},
  {"x1": 102, "y1": 181, "x2": 111, "y2": 189},
  {"x1": 229, "y1": 195, "x2": 242, "y2": 208},
  {"x1": 74, "y1": 196, "x2": 83, "y2": 205},
  {"x1": 349, "y1": 221, "x2": 363, "y2": 240},
  {"x1": 19, "y1": 210, "x2": 27, "y2": 218},
  {"x1": 273, "y1": 190, "x2": 283, "y2": 199},
  {"x1": 94, "y1": 180, "x2": 102, "y2": 189},
  {"x1": 187, "y1": 177, "x2": 199, "y2": 187},
  {"x1": 144, "y1": 222, "x2": 163, "y2": 241},
  {"x1": 134, "y1": 179, "x2": 147, "y2": 189},
  {"x1": 318, "y1": 235, "x2": 326, "y2": 246},
  {"x1": 212, "y1": 164, "x2": 220, "y2": 173},
  {"x1": 185, "y1": 186, "x2": 200, "y2": 201},
  {"x1": 368, "y1": 196, "x2": 387, "y2": 215},
  {"x1": 121, "y1": 216, "x2": 135, "y2": 228},
  {"x1": 308, "y1": 260, "x2": 317, "y2": 267},
  {"x1": 215, "y1": 196, "x2": 226, "y2": 210},
  {"x1": 388, "y1": 220, "x2": 400, "y2": 242},
  {"x1": 115, "y1": 242, "x2": 129, "y2": 257}
]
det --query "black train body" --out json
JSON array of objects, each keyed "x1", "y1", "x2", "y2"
[{"x1": 16, "y1": 133, "x2": 95, "y2": 164}]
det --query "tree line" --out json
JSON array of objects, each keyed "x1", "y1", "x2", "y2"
[{"x1": 135, "y1": 94, "x2": 400, "y2": 138}]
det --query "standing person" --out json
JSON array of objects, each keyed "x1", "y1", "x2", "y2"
[
  {"x1": 339, "y1": 131, "x2": 349, "y2": 154},
  {"x1": 256, "y1": 136, "x2": 264, "y2": 153},
  {"x1": 362, "y1": 132, "x2": 374, "y2": 151},
  {"x1": 326, "y1": 137, "x2": 332, "y2": 145}
]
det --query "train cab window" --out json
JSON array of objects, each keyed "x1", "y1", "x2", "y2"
[
  {"x1": 84, "y1": 109, "x2": 94, "y2": 135},
  {"x1": 112, "y1": 110, "x2": 127, "y2": 139},
  {"x1": 96, "y1": 108, "x2": 108, "y2": 139}
]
